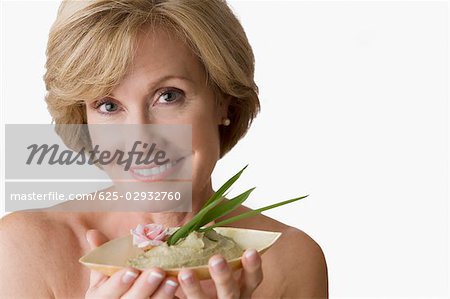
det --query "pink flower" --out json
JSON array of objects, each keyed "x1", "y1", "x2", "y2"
[{"x1": 130, "y1": 223, "x2": 169, "y2": 249}]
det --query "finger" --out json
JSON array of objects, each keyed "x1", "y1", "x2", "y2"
[
  {"x1": 95, "y1": 267, "x2": 140, "y2": 298},
  {"x1": 121, "y1": 268, "x2": 166, "y2": 299},
  {"x1": 178, "y1": 269, "x2": 207, "y2": 299},
  {"x1": 209, "y1": 255, "x2": 239, "y2": 299},
  {"x1": 151, "y1": 277, "x2": 179, "y2": 299},
  {"x1": 239, "y1": 249, "x2": 263, "y2": 298},
  {"x1": 86, "y1": 229, "x2": 110, "y2": 288}
]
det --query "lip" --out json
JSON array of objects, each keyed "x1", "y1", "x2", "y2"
[{"x1": 129, "y1": 156, "x2": 186, "y2": 182}]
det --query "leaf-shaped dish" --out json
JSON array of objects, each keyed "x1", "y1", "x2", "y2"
[{"x1": 79, "y1": 227, "x2": 281, "y2": 280}]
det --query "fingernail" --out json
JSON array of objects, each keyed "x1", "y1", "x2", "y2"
[
  {"x1": 147, "y1": 271, "x2": 164, "y2": 284},
  {"x1": 164, "y1": 280, "x2": 178, "y2": 294},
  {"x1": 180, "y1": 271, "x2": 194, "y2": 285},
  {"x1": 210, "y1": 256, "x2": 226, "y2": 273},
  {"x1": 245, "y1": 249, "x2": 258, "y2": 262},
  {"x1": 122, "y1": 271, "x2": 138, "y2": 283}
]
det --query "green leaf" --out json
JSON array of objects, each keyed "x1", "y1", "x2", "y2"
[
  {"x1": 165, "y1": 164, "x2": 309, "y2": 247},
  {"x1": 199, "y1": 195, "x2": 309, "y2": 231},
  {"x1": 192, "y1": 187, "x2": 256, "y2": 231},
  {"x1": 201, "y1": 164, "x2": 248, "y2": 209},
  {"x1": 166, "y1": 165, "x2": 248, "y2": 245},
  {"x1": 166, "y1": 194, "x2": 223, "y2": 245}
]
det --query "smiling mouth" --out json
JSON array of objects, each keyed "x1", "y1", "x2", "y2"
[{"x1": 129, "y1": 156, "x2": 186, "y2": 181}]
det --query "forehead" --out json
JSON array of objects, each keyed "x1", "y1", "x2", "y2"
[{"x1": 129, "y1": 26, "x2": 205, "y2": 82}]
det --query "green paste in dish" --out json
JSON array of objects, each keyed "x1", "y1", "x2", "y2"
[{"x1": 127, "y1": 229, "x2": 243, "y2": 269}]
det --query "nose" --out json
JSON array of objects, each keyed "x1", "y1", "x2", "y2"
[
  {"x1": 121, "y1": 108, "x2": 168, "y2": 158},
  {"x1": 126, "y1": 106, "x2": 152, "y2": 125}
]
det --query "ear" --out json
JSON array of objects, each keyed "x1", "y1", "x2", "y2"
[{"x1": 217, "y1": 94, "x2": 231, "y2": 125}]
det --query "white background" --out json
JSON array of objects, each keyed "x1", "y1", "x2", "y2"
[{"x1": 0, "y1": 0, "x2": 448, "y2": 297}]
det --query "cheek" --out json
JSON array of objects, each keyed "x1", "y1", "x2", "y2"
[
  {"x1": 188, "y1": 93, "x2": 222, "y2": 160},
  {"x1": 193, "y1": 125, "x2": 219, "y2": 155},
  {"x1": 189, "y1": 111, "x2": 221, "y2": 189},
  {"x1": 192, "y1": 116, "x2": 220, "y2": 161},
  {"x1": 191, "y1": 103, "x2": 220, "y2": 156}
]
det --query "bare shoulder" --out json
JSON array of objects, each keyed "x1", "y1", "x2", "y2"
[
  {"x1": 0, "y1": 210, "x2": 75, "y2": 246},
  {"x1": 232, "y1": 208, "x2": 328, "y2": 298},
  {"x1": 0, "y1": 210, "x2": 85, "y2": 256},
  {"x1": 0, "y1": 211, "x2": 83, "y2": 298},
  {"x1": 272, "y1": 226, "x2": 328, "y2": 298},
  {"x1": 0, "y1": 211, "x2": 60, "y2": 258}
]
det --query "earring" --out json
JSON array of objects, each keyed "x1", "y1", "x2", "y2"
[{"x1": 222, "y1": 118, "x2": 231, "y2": 126}]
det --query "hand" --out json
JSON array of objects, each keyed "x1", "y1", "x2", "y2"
[
  {"x1": 85, "y1": 229, "x2": 179, "y2": 299},
  {"x1": 177, "y1": 250, "x2": 263, "y2": 299}
]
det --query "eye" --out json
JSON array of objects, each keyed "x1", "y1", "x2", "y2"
[
  {"x1": 156, "y1": 88, "x2": 184, "y2": 105},
  {"x1": 95, "y1": 99, "x2": 120, "y2": 114}
]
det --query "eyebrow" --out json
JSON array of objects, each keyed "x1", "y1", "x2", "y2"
[{"x1": 109, "y1": 74, "x2": 193, "y2": 98}]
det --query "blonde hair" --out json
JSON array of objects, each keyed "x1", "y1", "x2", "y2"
[{"x1": 44, "y1": 0, "x2": 260, "y2": 157}]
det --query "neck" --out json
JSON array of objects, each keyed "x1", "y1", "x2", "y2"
[{"x1": 92, "y1": 179, "x2": 215, "y2": 238}]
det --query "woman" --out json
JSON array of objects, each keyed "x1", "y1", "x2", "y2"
[{"x1": 0, "y1": 0, "x2": 328, "y2": 298}]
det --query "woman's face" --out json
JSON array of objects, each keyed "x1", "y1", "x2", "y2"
[{"x1": 85, "y1": 27, "x2": 228, "y2": 204}]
